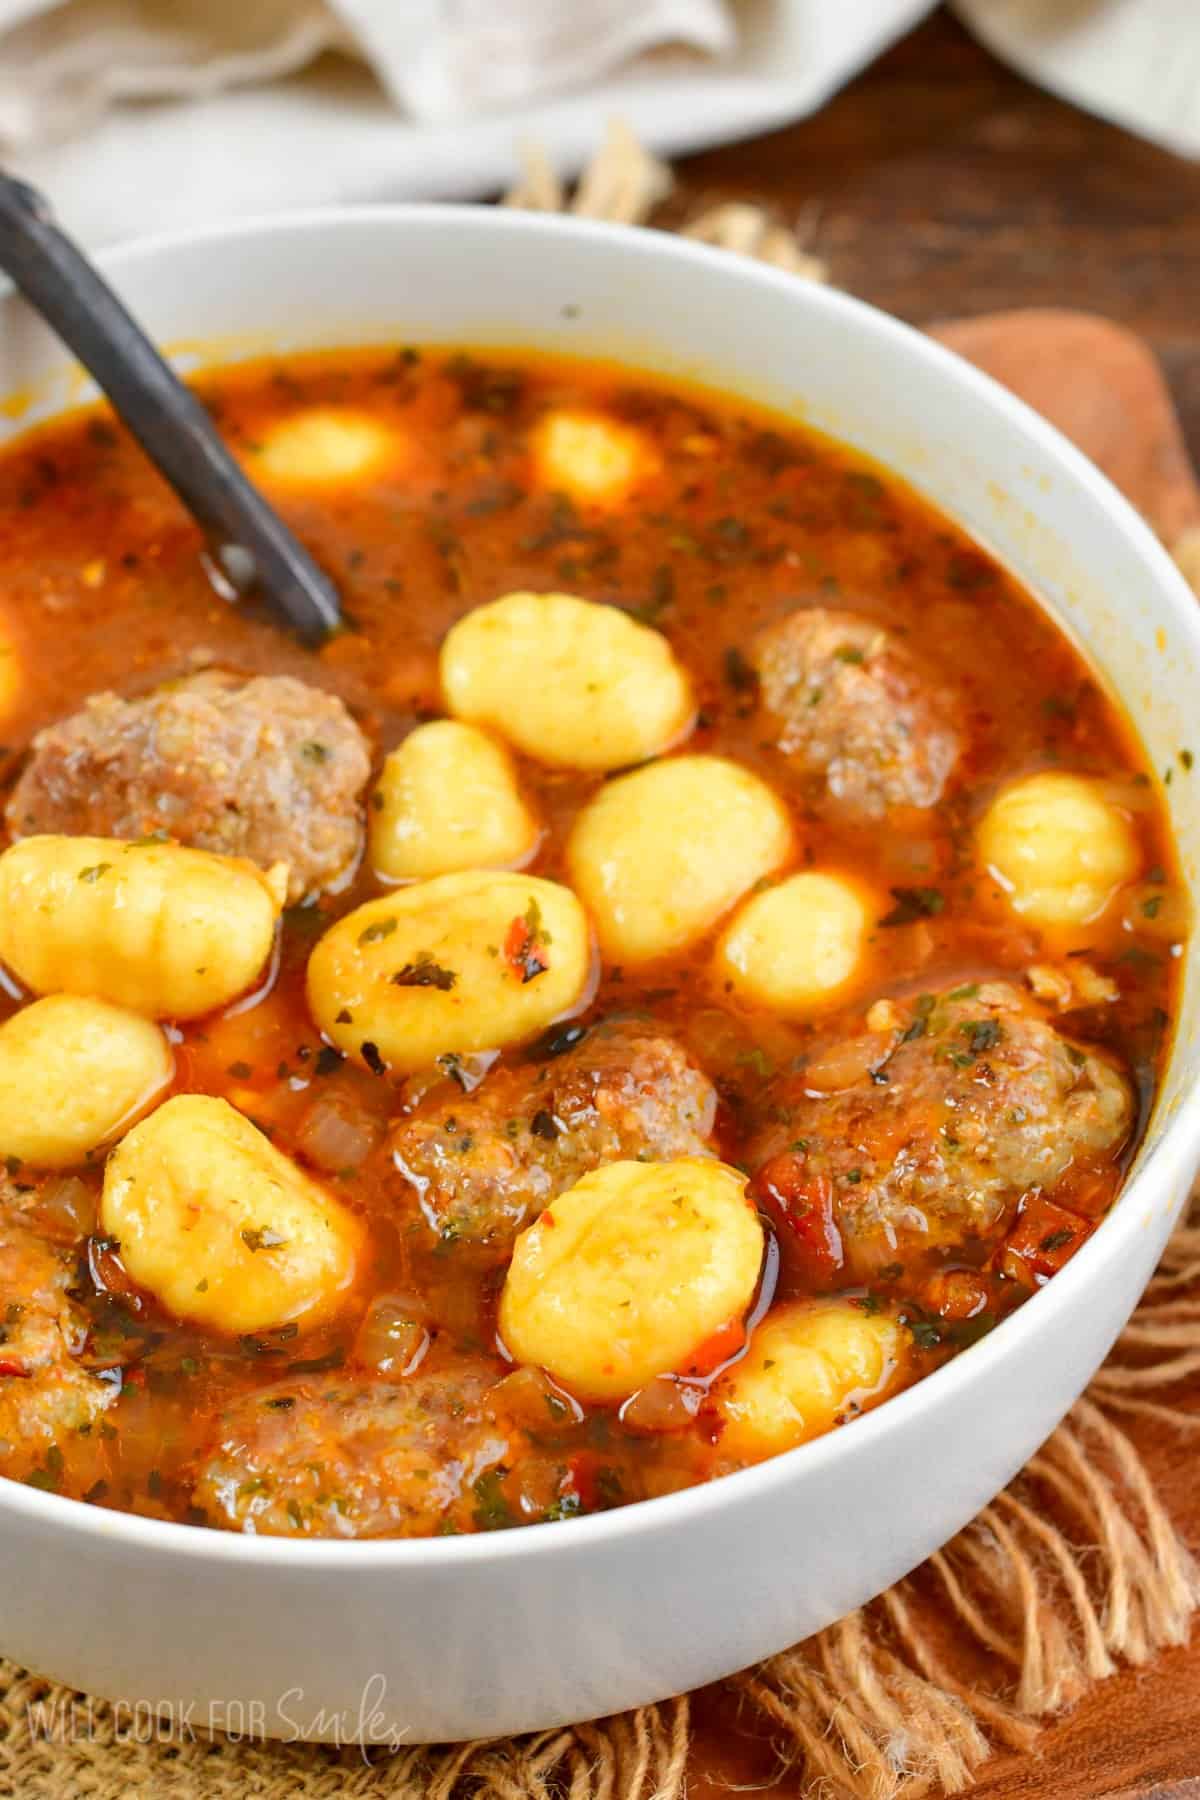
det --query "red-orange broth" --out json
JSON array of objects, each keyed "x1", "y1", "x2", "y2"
[{"x1": 0, "y1": 346, "x2": 1184, "y2": 1537}]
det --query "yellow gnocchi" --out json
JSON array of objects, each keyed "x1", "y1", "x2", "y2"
[
  {"x1": 306, "y1": 870, "x2": 592, "y2": 1074},
  {"x1": 0, "y1": 836, "x2": 283, "y2": 1019},
  {"x1": 715, "y1": 871, "x2": 873, "y2": 1016},
  {"x1": 101, "y1": 1095, "x2": 362, "y2": 1334},
  {"x1": 499, "y1": 1158, "x2": 764, "y2": 1401},
  {"x1": 440, "y1": 590, "x2": 694, "y2": 773},
  {"x1": 249, "y1": 408, "x2": 403, "y2": 488},
  {"x1": 531, "y1": 409, "x2": 657, "y2": 506},
  {"x1": 978, "y1": 771, "x2": 1141, "y2": 926},
  {"x1": 567, "y1": 755, "x2": 794, "y2": 964},
  {"x1": 0, "y1": 995, "x2": 172, "y2": 1169},
  {"x1": 369, "y1": 720, "x2": 540, "y2": 882},
  {"x1": 712, "y1": 1299, "x2": 908, "y2": 1461}
]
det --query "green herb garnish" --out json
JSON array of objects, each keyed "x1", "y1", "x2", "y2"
[{"x1": 879, "y1": 887, "x2": 945, "y2": 927}]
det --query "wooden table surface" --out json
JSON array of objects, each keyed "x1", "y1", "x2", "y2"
[{"x1": 672, "y1": 10, "x2": 1200, "y2": 1798}]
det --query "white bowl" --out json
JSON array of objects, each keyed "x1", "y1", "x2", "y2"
[{"x1": 1, "y1": 206, "x2": 1198, "y2": 1748}]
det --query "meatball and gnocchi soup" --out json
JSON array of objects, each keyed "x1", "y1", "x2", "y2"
[{"x1": 0, "y1": 346, "x2": 1182, "y2": 1537}]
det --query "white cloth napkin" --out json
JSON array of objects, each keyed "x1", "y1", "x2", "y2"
[
  {"x1": 0, "y1": 0, "x2": 934, "y2": 245},
  {"x1": 0, "y1": 0, "x2": 736, "y2": 144},
  {"x1": 956, "y1": 0, "x2": 1200, "y2": 164},
  {"x1": 0, "y1": 0, "x2": 1196, "y2": 250}
]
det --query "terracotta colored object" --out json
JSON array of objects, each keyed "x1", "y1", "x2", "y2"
[{"x1": 930, "y1": 309, "x2": 1200, "y2": 549}]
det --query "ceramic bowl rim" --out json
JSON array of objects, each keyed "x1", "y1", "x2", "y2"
[{"x1": 1, "y1": 200, "x2": 1197, "y2": 1571}]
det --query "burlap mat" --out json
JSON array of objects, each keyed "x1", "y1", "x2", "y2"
[
  {"x1": 3, "y1": 127, "x2": 1199, "y2": 1798},
  {"x1": 4, "y1": 1198, "x2": 1198, "y2": 1800}
]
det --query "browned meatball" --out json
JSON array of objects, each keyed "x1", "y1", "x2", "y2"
[
  {"x1": 7, "y1": 671, "x2": 371, "y2": 903},
  {"x1": 750, "y1": 982, "x2": 1132, "y2": 1279},
  {"x1": 193, "y1": 1368, "x2": 520, "y2": 1537},
  {"x1": 391, "y1": 1021, "x2": 719, "y2": 1254},
  {"x1": 0, "y1": 1201, "x2": 112, "y2": 1476},
  {"x1": 751, "y1": 607, "x2": 960, "y2": 816}
]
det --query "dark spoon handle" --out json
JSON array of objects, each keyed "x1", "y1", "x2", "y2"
[{"x1": 0, "y1": 174, "x2": 341, "y2": 644}]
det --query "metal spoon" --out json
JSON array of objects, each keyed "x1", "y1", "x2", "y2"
[{"x1": 0, "y1": 173, "x2": 341, "y2": 644}]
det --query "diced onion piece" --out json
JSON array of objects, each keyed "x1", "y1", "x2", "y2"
[
  {"x1": 499, "y1": 1157, "x2": 763, "y2": 1401},
  {"x1": 306, "y1": 871, "x2": 592, "y2": 1074},
  {"x1": 440, "y1": 590, "x2": 694, "y2": 773},
  {"x1": 0, "y1": 836, "x2": 282, "y2": 1019},
  {"x1": 1120, "y1": 880, "x2": 1189, "y2": 942},
  {"x1": 1027, "y1": 960, "x2": 1118, "y2": 1009},
  {"x1": 37, "y1": 1174, "x2": 97, "y2": 1238},
  {"x1": 978, "y1": 772, "x2": 1140, "y2": 926},
  {"x1": 489, "y1": 1365, "x2": 582, "y2": 1431},
  {"x1": 370, "y1": 720, "x2": 540, "y2": 881},
  {"x1": 799, "y1": 1032, "x2": 890, "y2": 1095},
  {"x1": 620, "y1": 1377, "x2": 703, "y2": 1434},
  {"x1": 295, "y1": 1090, "x2": 384, "y2": 1173},
  {"x1": 101, "y1": 1094, "x2": 362, "y2": 1334},
  {"x1": 0, "y1": 995, "x2": 172, "y2": 1168},
  {"x1": 712, "y1": 1299, "x2": 907, "y2": 1460},
  {"x1": 250, "y1": 409, "x2": 402, "y2": 488},
  {"x1": 715, "y1": 871, "x2": 873, "y2": 1016},
  {"x1": 567, "y1": 755, "x2": 793, "y2": 964},
  {"x1": 354, "y1": 1294, "x2": 430, "y2": 1379},
  {"x1": 531, "y1": 410, "x2": 657, "y2": 506}
]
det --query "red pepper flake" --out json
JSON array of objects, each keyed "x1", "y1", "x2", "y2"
[
  {"x1": 504, "y1": 898, "x2": 551, "y2": 984},
  {"x1": 0, "y1": 1359, "x2": 29, "y2": 1378},
  {"x1": 540, "y1": 1210, "x2": 557, "y2": 1228},
  {"x1": 698, "y1": 1405, "x2": 727, "y2": 1445}
]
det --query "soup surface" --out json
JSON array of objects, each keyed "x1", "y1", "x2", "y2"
[{"x1": 0, "y1": 346, "x2": 1183, "y2": 1537}]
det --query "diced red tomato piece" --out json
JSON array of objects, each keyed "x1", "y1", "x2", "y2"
[
  {"x1": 1050, "y1": 1166, "x2": 1121, "y2": 1220},
  {"x1": 923, "y1": 1268, "x2": 991, "y2": 1321},
  {"x1": 753, "y1": 1153, "x2": 844, "y2": 1286},
  {"x1": 565, "y1": 1451, "x2": 600, "y2": 1512},
  {"x1": 681, "y1": 1318, "x2": 746, "y2": 1379},
  {"x1": 1000, "y1": 1192, "x2": 1093, "y2": 1288}
]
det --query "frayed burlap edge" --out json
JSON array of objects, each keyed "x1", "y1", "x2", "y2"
[
  {"x1": 3, "y1": 131, "x2": 1200, "y2": 1800},
  {"x1": 3, "y1": 1196, "x2": 1198, "y2": 1800},
  {"x1": 504, "y1": 117, "x2": 831, "y2": 282},
  {"x1": 0, "y1": 1687, "x2": 692, "y2": 1799},
  {"x1": 725, "y1": 1203, "x2": 1200, "y2": 1800}
]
